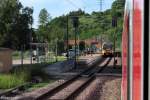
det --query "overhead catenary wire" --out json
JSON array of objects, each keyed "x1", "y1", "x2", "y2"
[
  {"x1": 97, "y1": 0, "x2": 103, "y2": 52},
  {"x1": 82, "y1": 0, "x2": 98, "y2": 11},
  {"x1": 82, "y1": 0, "x2": 89, "y2": 9},
  {"x1": 65, "y1": 0, "x2": 80, "y2": 9},
  {"x1": 96, "y1": 0, "x2": 103, "y2": 12},
  {"x1": 65, "y1": 0, "x2": 95, "y2": 12},
  {"x1": 82, "y1": 0, "x2": 87, "y2": 11}
]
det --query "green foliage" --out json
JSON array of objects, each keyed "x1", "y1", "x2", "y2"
[
  {"x1": 36, "y1": 0, "x2": 125, "y2": 50},
  {"x1": 56, "y1": 56, "x2": 67, "y2": 62},
  {"x1": 36, "y1": 8, "x2": 52, "y2": 43},
  {"x1": 0, "y1": 0, "x2": 33, "y2": 50},
  {"x1": 39, "y1": 8, "x2": 51, "y2": 26},
  {"x1": 12, "y1": 51, "x2": 30, "y2": 59},
  {"x1": 0, "y1": 0, "x2": 124, "y2": 51},
  {"x1": 57, "y1": 40, "x2": 65, "y2": 54},
  {"x1": 0, "y1": 63, "x2": 52, "y2": 89},
  {"x1": 0, "y1": 71, "x2": 29, "y2": 89},
  {"x1": 12, "y1": 63, "x2": 50, "y2": 80}
]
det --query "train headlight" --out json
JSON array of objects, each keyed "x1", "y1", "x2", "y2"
[{"x1": 102, "y1": 50, "x2": 105, "y2": 54}]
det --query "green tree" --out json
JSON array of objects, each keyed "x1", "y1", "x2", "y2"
[
  {"x1": 38, "y1": 8, "x2": 51, "y2": 26},
  {"x1": 35, "y1": 0, "x2": 125, "y2": 50},
  {"x1": 37, "y1": 8, "x2": 51, "y2": 43},
  {"x1": 0, "y1": 0, "x2": 33, "y2": 49},
  {"x1": 13, "y1": 7, "x2": 33, "y2": 49}
]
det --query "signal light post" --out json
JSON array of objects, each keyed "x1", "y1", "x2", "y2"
[
  {"x1": 29, "y1": 25, "x2": 33, "y2": 65},
  {"x1": 66, "y1": 16, "x2": 69, "y2": 60},
  {"x1": 112, "y1": 17, "x2": 117, "y2": 68},
  {"x1": 72, "y1": 16, "x2": 79, "y2": 69}
]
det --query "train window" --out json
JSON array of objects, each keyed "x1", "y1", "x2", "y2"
[
  {"x1": 122, "y1": 10, "x2": 130, "y2": 100},
  {"x1": 102, "y1": 43, "x2": 113, "y2": 50}
]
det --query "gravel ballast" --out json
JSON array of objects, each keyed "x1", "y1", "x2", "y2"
[{"x1": 75, "y1": 76, "x2": 122, "y2": 100}]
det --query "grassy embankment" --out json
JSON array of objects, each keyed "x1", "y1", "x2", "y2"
[
  {"x1": 0, "y1": 63, "x2": 54, "y2": 90},
  {"x1": 12, "y1": 51, "x2": 30, "y2": 60},
  {"x1": 0, "y1": 51, "x2": 67, "y2": 90}
]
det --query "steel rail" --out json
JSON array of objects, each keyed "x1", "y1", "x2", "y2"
[
  {"x1": 64, "y1": 57, "x2": 112, "y2": 100},
  {"x1": 0, "y1": 82, "x2": 32, "y2": 97},
  {"x1": 36, "y1": 57, "x2": 112, "y2": 100},
  {"x1": 65, "y1": 75, "x2": 96, "y2": 100}
]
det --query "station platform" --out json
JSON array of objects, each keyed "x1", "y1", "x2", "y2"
[{"x1": 44, "y1": 54, "x2": 102, "y2": 77}]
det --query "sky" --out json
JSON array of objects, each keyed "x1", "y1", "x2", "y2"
[{"x1": 20, "y1": 0, "x2": 116, "y2": 28}]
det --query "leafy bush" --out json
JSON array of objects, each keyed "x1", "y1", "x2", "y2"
[
  {"x1": 12, "y1": 51, "x2": 20, "y2": 57},
  {"x1": 0, "y1": 71, "x2": 28, "y2": 89},
  {"x1": 0, "y1": 63, "x2": 51, "y2": 89},
  {"x1": 12, "y1": 63, "x2": 51, "y2": 81}
]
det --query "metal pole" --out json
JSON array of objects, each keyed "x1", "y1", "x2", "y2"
[
  {"x1": 77, "y1": 33, "x2": 79, "y2": 57},
  {"x1": 113, "y1": 28, "x2": 116, "y2": 68},
  {"x1": 67, "y1": 16, "x2": 69, "y2": 60},
  {"x1": 101, "y1": 35, "x2": 103, "y2": 53},
  {"x1": 74, "y1": 27, "x2": 77, "y2": 69},
  {"x1": 56, "y1": 39, "x2": 58, "y2": 62},
  {"x1": 37, "y1": 46, "x2": 39, "y2": 63},
  {"x1": 112, "y1": 16, "x2": 117, "y2": 68},
  {"x1": 72, "y1": 16, "x2": 79, "y2": 69},
  {"x1": 21, "y1": 45, "x2": 23, "y2": 66},
  {"x1": 30, "y1": 27, "x2": 32, "y2": 64},
  {"x1": 99, "y1": 0, "x2": 103, "y2": 54},
  {"x1": 30, "y1": 45, "x2": 32, "y2": 64},
  {"x1": 91, "y1": 45, "x2": 92, "y2": 56}
]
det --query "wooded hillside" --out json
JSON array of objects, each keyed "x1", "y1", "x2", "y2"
[{"x1": 36, "y1": 0, "x2": 125, "y2": 50}]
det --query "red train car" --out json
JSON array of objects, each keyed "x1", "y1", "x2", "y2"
[{"x1": 122, "y1": 0, "x2": 146, "y2": 100}]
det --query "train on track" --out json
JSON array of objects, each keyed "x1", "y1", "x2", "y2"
[
  {"x1": 122, "y1": 0, "x2": 148, "y2": 100},
  {"x1": 101, "y1": 42, "x2": 113, "y2": 57}
]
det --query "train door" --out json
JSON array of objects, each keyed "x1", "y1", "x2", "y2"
[{"x1": 122, "y1": 4, "x2": 130, "y2": 100}]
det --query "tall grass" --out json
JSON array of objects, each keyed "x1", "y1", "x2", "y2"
[
  {"x1": 0, "y1": 70, "x2": 29, "y2": 89},
  {"x1": 12, "y1": 51, "x2": 30, "y2": 60},
  {"x1": 0, "y1": 63, "x2": 49, "y2": 89}
]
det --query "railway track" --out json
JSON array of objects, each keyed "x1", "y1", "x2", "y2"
[
  {"x1": 0, "y1": 57, "x2": 101, "y2": 100},
  {"x1": 0, "y1": 56, "x2": 112, "y2": 100},
  {"x1": 36, "y1": 57, "x2": 112, "y2": 100},
  {"x1": 0, "y1": 82, "x2": 32, "y2": 100}
]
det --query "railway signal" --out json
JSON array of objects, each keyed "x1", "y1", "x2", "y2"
[
  {"x1": 112, "y1": 17, "x2": 117, "y2": 68},
  {"x1": 66, "y1": 16, "x2": 69, "y2": 60},
  {"x1": 72, "y1": 16, "x2": 79, "y2": 69}
]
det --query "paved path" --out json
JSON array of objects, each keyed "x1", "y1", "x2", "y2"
[
  {"x1": 44, "y1": 54, "x2": 102, "y2": 76},
  {"x1": 77, "y1": 54, "x2": 102, "y2": 65},
  {"x1": 13, "y1": 58, "x2": 37, "y2": 66}
]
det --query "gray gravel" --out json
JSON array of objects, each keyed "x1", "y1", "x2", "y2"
[{"x1": 75, "y1": 76, "x2": 121, "y2": 100}]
